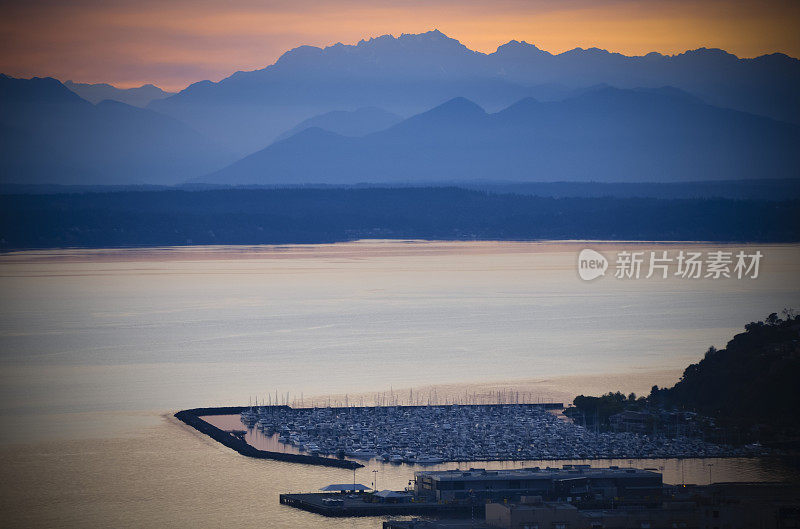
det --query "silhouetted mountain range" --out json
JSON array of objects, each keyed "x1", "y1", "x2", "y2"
[
  {"x1": 2, "y1": 31, "x2": 799, "y2": 187},
  {"x1": 0, "y1": 74, "x2": 233, "y2": 185},
  {"x1": 204, "y1": 87, "x2": 800, "y2": 184},
  {"x1": 64, "y1": 80, "x2": 174, "y2": 107},
  {"x1": 149, "y1": 30, "x2": 800, "y2": 154}
]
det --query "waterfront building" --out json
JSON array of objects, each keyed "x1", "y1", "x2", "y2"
[
  {"x1": 399, "y1": 482, "x2": 800, "y2": 529},
  {"x1": 413, "y1": 466, "x2": 662, "y2": 505},
  {"x1": 669, "y1": 481, "x2": 800, "y2": 529},
  {"x1": 608, "y1": 411, "x2": 652, "y2": 434},
  {"x1": 485, "y1": 498, "x2": 585, "y2": 529},
  {"x1": 485, "y1": 497, "x2": 698, "y2": 529}
]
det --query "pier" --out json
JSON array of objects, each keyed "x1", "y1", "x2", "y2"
[
  {"x1": 278, "y1": 492, "x2": 473, "y2": 517},
  {"x1": 279, "y1": 465, "x2": 663, "y2": 518},
  {"x1": 174, "y1": 407, "x2": 362, "y2": 469}
]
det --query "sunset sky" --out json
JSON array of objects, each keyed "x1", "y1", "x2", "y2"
[{"x1": 1, "y1": 0, "x2": 798, "y2": 91}]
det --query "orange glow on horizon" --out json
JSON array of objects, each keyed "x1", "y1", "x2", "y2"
[{"x1": 0, "y1": 0, "x2": 797, "y2": 91}]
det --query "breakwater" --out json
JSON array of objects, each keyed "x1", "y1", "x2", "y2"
[{"x1": 174, "y1": 406, "x2": 363, "y2": 469}]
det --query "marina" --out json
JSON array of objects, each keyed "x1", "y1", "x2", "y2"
[{"x1": 233, "y1": 403, "x2": 766, "y2": 463}]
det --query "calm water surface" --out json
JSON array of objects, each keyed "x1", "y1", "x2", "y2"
[
  {"x1": 1, "y1": 241, "x2": 798, "y2": 431},
  {"x1": 0, "y1": 241, "x2": 798, "y2": 527}
]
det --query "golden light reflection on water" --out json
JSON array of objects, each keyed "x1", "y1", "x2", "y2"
[
  {"x1": 0, "y1": 241, "x2": 798, "y2": 527},
  {"x1": 1, "y1": 240, "x2": 797, "y2": 440}
]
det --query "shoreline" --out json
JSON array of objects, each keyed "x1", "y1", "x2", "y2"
[{"x1": 1, "y1": 239, "x2": 797, "y2": 257}]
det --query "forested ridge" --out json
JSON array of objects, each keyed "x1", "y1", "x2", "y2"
[
  {"x1": 1, "y1": 188, "x2": 798, "y2": 249},
  {"x1": 568, "y1": 312, "x2": 800, "y2": 447}
]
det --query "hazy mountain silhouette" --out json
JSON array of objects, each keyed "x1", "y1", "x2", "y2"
[
  {"x1": 273, "y1": 107, "x2": 402, "y2": 143},
  {"x1": 0, "y1": 75, "x2": 233, "y2": 185},
  {"x1": 203, "y1": 87, "x2": 800, "y2": 185},
  {"x1": 5, "y1": 31, "x2": 799, "y2": 186},
  {"x1": 149, "y1": 30, "x2": 800, "y2": 154},
  {"x1": 64, "y1": 80, "x2": 175, "y2": 107}
]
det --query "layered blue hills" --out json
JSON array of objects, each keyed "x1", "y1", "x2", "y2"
[
  {"x1": 203, "y1": 87, "x2": 800, "y2": 184},
  {"x1": 149, "y1": 30, "x2": 800, "y2": 154},
  {"x1": 2, "y1": 31, "x2": 800, "y2": 186},
  {"x1": 0, "y1": 74, "x2": 234, "y2": 185},
  {"x1": 63, "y1": 80, "x2": 174, "y2": 108}
]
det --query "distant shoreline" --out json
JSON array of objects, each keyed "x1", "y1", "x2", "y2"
[
  {"x1": 3, "y1": 178, "x2": 800, "y2": 200},
  {"x1": 2, "y1": 187, "x2": 798, "y2": 250},
  {"x1": 2, "y1": 239, "x2": 795, "y2": 255}
]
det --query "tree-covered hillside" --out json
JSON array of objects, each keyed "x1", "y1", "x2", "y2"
[
  {"x1": 652, "y1": 311, "x2": 800, "y2": 430},
  {"x1": 569, "y1": 312, "x2": 800, "y2": 447}
]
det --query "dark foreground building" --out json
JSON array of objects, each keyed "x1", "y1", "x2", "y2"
[
  {"x1": 386, "y1": 481, "x2": 800, "y2": 529},
  {"x1": 414, "y1": 466, "x2": 662, "y2": 506}
]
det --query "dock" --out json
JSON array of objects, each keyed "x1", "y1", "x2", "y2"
[
  {"x1": 383, "y1": 521, "x2": 492, "y2": 529},
  {"x1": 174, "y1": 407, "x2": 362, "y2": 469},
  {"x1": 278, "y1": 493, "x2": 475, "y2": 517}
]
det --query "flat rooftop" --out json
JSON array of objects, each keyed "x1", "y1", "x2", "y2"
[
  {"x1": 384, "y1": 520, "x2": 493, "y2": 529},
  {"x1": 416, "y1": 466, "x2": 661, "y2": 482}
]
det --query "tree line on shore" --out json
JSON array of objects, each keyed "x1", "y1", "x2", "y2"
[
  {"x1": 566, "y1": 311, "x2": 800, "y2": 448},
  {"x1": 1, "y1": 187, "x2": 798, "y2": 249}
]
